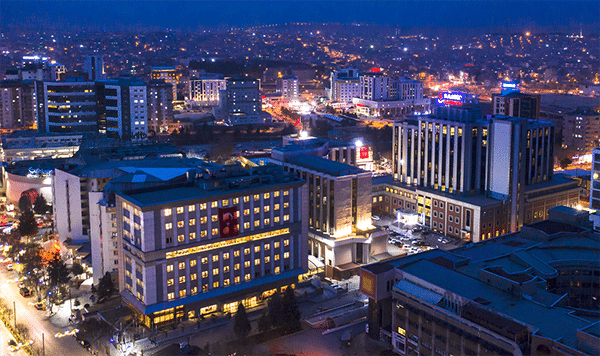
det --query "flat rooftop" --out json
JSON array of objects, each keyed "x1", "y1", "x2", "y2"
[{"x1": 286, "y1": 154, "x2": 365, "y2": 177}]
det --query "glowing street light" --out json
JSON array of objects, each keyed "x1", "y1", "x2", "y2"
[{"x1": 355, "y1": 139, "x2": 363, "y2": 148}]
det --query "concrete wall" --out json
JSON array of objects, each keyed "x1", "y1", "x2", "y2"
[
  {"x1": 53, "y1": 169, "x2": 84, "y2": 242},
  {"x1": 4, "y1": 171, "x2": 53, "y2": 203}
]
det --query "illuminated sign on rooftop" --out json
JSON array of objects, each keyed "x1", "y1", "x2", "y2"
[
  {"x1": 501, "y1": 81, "x2": 520, "y2": 94},
  {"x1": 437, "y1": 92, "x2": 466, "y2": 106}
]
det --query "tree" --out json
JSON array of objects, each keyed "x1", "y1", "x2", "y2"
[
  {"x1": 33, "y1": 195, "x2": 49, "y2": 215},
  {"x1": 282, "y1": 287, "x2": 301, "y2": 332},
  {"x1": 97, "y1": 272, "x2": 114, "y2": 301},
  {"x1": 20, "y1": 243, "x2": 44, "y2": 296},
  {"x1": 47, "y1": 252, "x2": 71, "y2": 288},
  {"x1": 233, "y1": 302, "x2": 251, "y2": 341},
  {"x1": 257, "y1": 311, "x2": 270, "y2": 332},
  {"x1": 560, "y1": 157, "x2": 572, "y2": 169},
  {"x1": 18, "y1": 196, "x2": 32, "y2": 212},
  {"x1": 18, "y1": 210, "x2": 38, "y2": 242},
  {"x1": 71, "y1": 262, "x2": 85, "y2": 278},
  {"x1": 267, "y1": 292, "x2": 284, "y2": 328}
]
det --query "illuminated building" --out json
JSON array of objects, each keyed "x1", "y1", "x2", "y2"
[
  {"x1": 84, "y1": 55, "x2": 107, "y2": 81},
  {"x1": 562, "y1": 108, "x2": 600, "y2": 154},
  {"x1": 591, "y1": 148, "x2": 600, "y2": 231},
  {"x1": 492, "y1": 90, "x2": 541, "y2": 121},
  {"x1": 0, "y1": 130, "x2": 81, "y2": 162},
  {"x1": 360, "y1": 206, "x2": 599, "y2": 356},
  {"x1": 213, "y1": 77, "x2": 268, "y2": 125},
  {"x1": 0, "y1": 80, "x2": 37, "y2": 128},
  {"x1": 96, "y1": 76, "x2": 148, "y2": 142},
  {"x1": 353, "y1": 75, "x2": 429, "y2": 118},
  {"x1": 151, "y1": 67, "x2": 179, "y2": 101},
  {"x1": 329, "y1": 68, "x2": 360, "y2": 104},
  {"x1": 188, "y1": 73, "x2": 226, "y2": 106},
  {"x1": 35, "y1": 76, "x2": 97, "y2": 134},
  {"x1": 147, "y1": 80, "x2": 174, "y2": 134},
  {"x1": 116, "y1": 163, "x2": 307, "y2": 326},
  {"x1": 276, "y1": 75, "x2": 299, "y2": 101}
]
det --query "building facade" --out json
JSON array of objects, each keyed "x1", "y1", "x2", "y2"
[
  {"x1": 276, "y1": 75, "x2": 299, "y2": 102},
  {"x1": 147, "y1": 80, "x2": 174, "y2": 134},
  {"x1": 0, "y1": 81, "x2": 37, "y2": 128},
  {"x1": 591, "y1": 148, "x2": 600, "y2": 231},
  {"x1": 353, "y1": 75, "x2": 429, "y2": 118},
  {"x1": 329, "y1": 68, "x2": 360, "y2": 104},
  {"x1": 117, "y1": 164, "x2": 308, "y2": 327},
  {"x1": 562, "y1": 108, "x2": 600, "y2": 154},
  {"x1": 492, "y1": 91, "x2": 541, "y2": 120},
  {"x1": 189, "y1": 73, "x2": 226, "y2": 106},
  {"x1": 84, "y1": 55, "x2": 107, "y2": 81},
  {"x1": 151, "y1": 67, "x2": 179, "y2": 101}
]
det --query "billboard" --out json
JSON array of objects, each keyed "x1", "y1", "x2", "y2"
[
  {"x1": 501, "y1": 81, "x2": 520, "y2": 95},
  {"x1": 219, "y1": 207, "x2": 239, "y2": 239},
  {"x1": 359, "y1": 146, "x2": 370, "y2": 160},
  {"x1": 360, "y1": 270, "x2": 377, "y2": 299},
  {"x1": 437, "y1": 92, "x2": 466, "y2": 106}
]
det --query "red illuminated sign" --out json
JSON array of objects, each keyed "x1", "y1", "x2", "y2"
[
  {"x1": 371, "y1": 67, "x2": 381, "y2": 73},
  {"x1": 219, "y1": 207, "x2": 239, "y2": 239},
  {"x1": 360, "y1": 147, "x2": 369, "y2": 159}
]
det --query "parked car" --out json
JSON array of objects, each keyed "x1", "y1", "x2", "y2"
[
  {"x1": 20, "y1": 287, "x2": 31, "y2": 297},
  {"x1": 34, "y1": 303, "x2": 46, "y2": 311},
  {"x1": 6, "y1": 263, "x2": 13, "y2": 271}
]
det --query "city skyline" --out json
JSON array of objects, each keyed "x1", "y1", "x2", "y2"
[{"x1": 2, "y1": 0, "x2": 599, "y2": 31}]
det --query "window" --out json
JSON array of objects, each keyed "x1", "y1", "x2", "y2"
[
  {"x1": 201, "y1": 230, "x2": 207, "y2": 237},
  {"x1": 168, "y1": 292, "x2": 175, "y2": 301},
  {"x1": 167, "y1": 264, "x2": 174, "y2": 272},
  {"x1": 264, "y1": 205, "x2": 270, "y2": 212},
  {"x1": 211, "y1": 228, "x2": 218, "y2": 235},
  {"x1": 177, "y1": 221, "x2": 184, "y2": 228},
  {"x1": 202, "y1": 284, "x2": 209, "y2": 292},
  {"x1": 284, "y1": 215, "x2": 289, "y2": 221},
  {"x1": 201, "y1": 257, "x2": 208, "y2": 264},
  {"x1": 275, "y1": 266, "x2": 280, "y2": 274},
  {"x1": 190, "y1": 259, "x2": 197, "y2": 267},
  {"x1": 265, "y1": 256, "x2": 270, "y2": 263},
  {"x1": 244, "y1": 261, "x2": 251, "y2": 268},
  {"x1": 233, "y1": 198, "x2": 239, "y2": 204},
  {"x1": 254, "y1": 207, "x2": 260, "y2": 214},
  {"x1": 264, "y1": 243, "x2": 270, "y2": 250},
  {"x1": 244, "y1": 222, "x2": 250, "y2": 229},
  {"x1": 222, "y1": 199, "x2": 229, "y2": 206},
  {"x1": 200, "y1": 203, "x2": 207, "y2": 210},
  {"x1": 284, "y1": 202, "x2": 289, "y2": 208},
  {"x1": 234, "y1": 263, "x2": 240, "y2": 270},
  {"x1": 234, "y1": 250, "x2": 240, "y2": 257},
  {"x1": 179, "y1": 290, "x2": 186, "y2": 297},
  {"x1": 254, "y1": 221, "x2": 260, "y2": 227},
  {"x1": 200, "y1": 216, "x2": 207, "y2": 224},
  {"x1": 264, "y1": 192, "x2": 270, "y2": 199},
  {"x1": 212, "y1": 268, "x2": 219, "y2": 275},
  {"x1": 191, "y1": 286, "x2": 198, "y2": 295},
  {"x1": 177, "y1": 234, "x2": 185, "y2": 242},
  {"x1": 177, "y1": 207, "x2": 184, "y2": 214},
  {"x1": 224, "y1": 279, "x2": 230, "y2": 286},
  {"x1": 212, "y1": 255, "x2": 219, "y2": 262},
  {"x1": 190, "y1": 232, "x2": 196, "y2": 240},
  {"x1": 211, "y1": 201, "x2": 218, "y2": 208},
  {"x1": 284, "y1": 252, "x2": 290, "y2": 259},
  {"x1": 188, "y1": 205, "x2": 195, "y2": 212},
  {"x1": 274, "y1": 204, "x2": 280, "y2": 210},
  {"x1": 283, "y1": 190, "x2": 289, "y2": 196},
  {"x1": 274, "y1": 191, "x2": 280, "y2": 197},
  {"x1": 179, "y1": 262, "x2": 186, "y2": 270},
  {"x1": 189, "y1": 219, "x2": 196, "y2": 226},
  {"x1": 284, "y1": 239, "x2": 289, "y2": 246},
  {"x1": 264, "y1": 218, "x2": 270, "y2": 225},
  {"x1": 191, "y1": 273, "x2": 197, "y2": 280},
  {"x1": 234, "y1": 276, "x2": 241, "y2": 284},
  {"x1": 223, "y1": 265, "x2": 230, "y2": 273},
  {"x1": 243, "y1": 196, "x2": 250, "y2": 202},
  {"x1": 244, "y1": 248, "x2": 250, "y2": 255},
  {"x1": 254, "y1": 194, "x2": 260, "y2": 201},
  {"x1": 202, "y1": 271, "x2": 208, "y2": 278},
  {"x1": 166, "y1": 236, "x2": 173, "y2": 244},
  {"x1": 244, "y1": 209, "x2": 250, "y2": 216},
  {"x1": 179, "y1": 276, "x2": 186, "y2": 283},
  {"x1": 274, "y1": 242, "x2": 280, "y2": 248},
  {"x1": 167, "y1": 278, "x2": 174, "y2": 286},
  {"x1": 212, "y1": 215, "x2": 218, "y2": 222},
  {"x1": 245, "y1": 274, "x2": 251, "y2": 281},
  {"x1": 255, "y1": 258, "x2": 261, "y2": 265},
  {"x1": 274, "y1": 254, "x2": 280, "y2": 261},
  {"x1": 165, "y1": 223, "x2": 172, "y2": 230},
  {"x1": 223, "y1": 252, "x2": 230, "y2": 259},
  {"x1": 164, "y1": 209, "x2": 172, "y2": 216}
]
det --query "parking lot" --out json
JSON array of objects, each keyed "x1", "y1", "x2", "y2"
[{"x1": 371, "y1": 214, "x2": 465, "y2": 256}]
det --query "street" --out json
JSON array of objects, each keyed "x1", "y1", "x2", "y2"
[
  {"x1": 1, "y1": 316, "x2": 27, "y2": 356},
  {"x1": 0, "y1": 266, "x2": 83, "y2": 356}
]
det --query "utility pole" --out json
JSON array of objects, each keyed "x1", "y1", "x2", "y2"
[
  {"x1": 13, "y1": 301, "x2": 16, "y2": 328},
  {"x1": 42, "y1": 333, "x2": 45, "y2": 356}
]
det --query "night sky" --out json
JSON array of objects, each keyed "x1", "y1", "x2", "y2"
[{"x1": 2, "y1": 1, "x2": 599, "y2": 30}]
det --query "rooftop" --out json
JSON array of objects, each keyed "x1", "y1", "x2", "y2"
[{"x1": 286, "y1": 154, "x2": 365, "y2": 177}]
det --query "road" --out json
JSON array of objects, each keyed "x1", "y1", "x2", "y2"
[
  {"x1": 1, "y1": 315, "x2": 27, "y2": 356},
  {"x1": 0, "y1": 267, "x2": 83, "y2": 356}
]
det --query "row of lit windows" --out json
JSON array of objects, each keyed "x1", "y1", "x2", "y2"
[
  {"x1": 165, "y1": 215, "x2": 290, "y2": 237},
  {"x1": 163, "y1": 191, "x2": 289, "y2": 217}
]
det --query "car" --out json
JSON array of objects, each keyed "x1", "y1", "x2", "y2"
[
  {"x1": 412, "y1": 227, "x2": 423, "y2": 233},
  {"x1": 6, "y1": 263, "x2": 13, "y2": 271},
  {"x1": 402, "y1": 244, "x2": 411, "y2": 249},
  {"x1": 20, "y1": 287, "x2": 31, "y2": 297},
  {"x1": 34, "y1": 303, "x2": 46, "y2": 311},
  {"x1": 371, "y1": 215, "x2": 381, "y2": 221},
  {"x1": 438, "y1": 237, "x2": 445, "y2": 242},
  {"x1": 7, "y1": 339, "x2": 21, "y2": 352}
]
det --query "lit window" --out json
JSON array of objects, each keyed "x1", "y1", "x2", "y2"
[
  {"x1": 274, "y1": 204, "x2": 280, "y2": 210},
  {"x1": 264, "y1": 218, "x2": 270, "y2": 225},
  {"x1": 224, "y1": 279, "x2": 230, "y2": 286},
  {"x1": 212, "y1": 255, "x2": 219, "y2": 262},
  {"x1": 177, "y1": 234, "x2": 185, "y2": 242},
  {"x1": 179, "y1": 262, "x2": 186, "y2": 270},
  {"x1": 264, "y1": 192, "x2": 270, "y2": 199},
  {"x1": 274, "y1": 191, "x2": 280, "y2": 197},
  {"x1": 235, "y1": 276, "x2": 241, "y2": 284},
  {"x1": 254, "y1": 207, "x2": 260, "y2": 214},
  {"x1": 245, "y1": 274, "x2": 251, "y2": 281},
  {"x1": 177, "y1": 221, "x2": 184, "y2": 228},
  {"x1": 179, "y1": 290, "x2": 186, "y2": 297},
  {"x1": 190, "y1": 259, "x2": 197, "y2": 267},
  {"x1": 244, "y1": 248, "x2": 250, "y2": 255},
  {"x1": 223, "y1": 265, "x2": 230, "y2": 273},
  {"x1": 211, "y1": 201, "x2": 218, "y2": 208},
  {"x1": 254, "y1": 194, "x2": 260, "y2": 201},
  {"x1": 254, "y1": 246, "x2": 261, "y2": 253},
  {"x1": 202, "y1": 257, "x2": 208, "y2": 264},
  {"x1": 191, "y1": 273, "x2": 197, "y2": 281},
  {"x1": 177, "y1": 207, "x2": 184, "y2": 214},
  {"x1": 164, "y1": 209, "x2": 172, "y2": 216},
  {"x1": 188, "y1": 205, "x2": 196, "y2": 212},
  {"x1": 234, "y1": 263, "x2": 240, "y2": 270},
  {"x1": 243, "y1": 196, "x2": 250, "y2": 202},
  {"x1": 167, "y1": 264, "x2": 174, "y2": 272},
  {"x1": 275, "y1": 267, "x2": 280, "y2": 274},
  {"x1": 244, "y1": 209, "x2": 250, "y2": 216},
  {"x1": 200, "y1": 203, "x2": 207, "y2": 210},
  {"x1": 179, "y1": 276, "x2": 186, "y2": 283},
  {"x1": 283, "y1": 190, "x2": 289, "y2": 196},
  {"x1": 202, "y1": 271, "x2": 208, "y2": 278},
  {"x1": 264, "y1": 244, "x2": 270, "y2": 250},
  {"x1": 264, "y1": 206, "x2": 270, "y2": 212},
  {"x1": 212, "y1": 267, "x2": 219, "y2": 275},
  {"x1": 168, "y1": 292, "x2": 175, "y2": 300},
  {"x1": 265, "y1": 256, "x2": 270, "y2": 263},
  {"x1": 191, "y1": 286, "x2": 198, "y2": 295},
  {"x1": 211, "y1": 228, "x2": 219, "y2": 235},
  {"x1": 165, "y1": 223, "x2": 172, "y2": 230},
  {"x1": 212, "y1": 215, "x2": 218, "y2": 222},
  {"x1": 274, "y1": 254, "x2": 280, "y2": 261},
  {"x1": 284, "y1": 202, "x2": 289, "y2": 208},
  {"x1": 274, "y1": 216, "x2": 280, "y2": 223},
  {"x1": 202, "y1": 284, "x2": 208, "y2": 292},
  {"x1": 167, "y1": 278, "x2": 174, "y2": 286},
  {"x1": 284, "y1": 239, "x2": 289, "y2": 246},
  {"x1": 201, "y1": 230, "x2": 207, "y2": 237},
  {"x1": 245, "y1": 261, "x2": 251, "y2": 268},
  {"x1": 274, "y1": 242, "x2": 280, "y2": 248},
  {"x1": 233, "y1": 198, "x2": 239, "y2": 204},
  {"x1": 189, "y1": 219, "x2": 196, "y2": 226},
  {"x1": 190, "y1": 232, "x2": 196, "y2": 240},
  {"x1": 284, "y1": 252, "x2": 290, "y2": 259},
  {"x1": 200, "y1": 216, "x2": 207, "y2": 224},
  {"x1": 244, "y1": 222, "x2": 250, "y2": 229},
  {"x1": 234, "y1": 250, "x2": 240, "y2": 257}
]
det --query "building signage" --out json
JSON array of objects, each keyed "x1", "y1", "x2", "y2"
[
  {"x1": 437, "y1": 92, "x2": 465, "y2": 106},
  {"x1": 359, "y1": 146, "x2": 370, "y2": 160},
  {"x1": 501, "y1": 81, "x2": 520, "y2": 94},
  {"x1": 392, "y1": 331, "x2": 406, "y2": 355},
  {"x1": 360, "y1": 270, "x2": 377, "y2": 299},
  {"x1": 219, "y1": 207, "x2": 239, "y2": 238},
  {"x1": 165, "y1": 228, "x2": 290, "y2": 259}
]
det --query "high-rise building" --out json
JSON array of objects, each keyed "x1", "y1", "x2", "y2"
[
  {"x1": 96, "y1": 76, "x2": 148, "y2": 142},
  {"x1": 0, "y1": 81, "x2": 37, "y2": 128},
  {"x1": 492, "y1": 91, "x2": 541, "y2": 120},
  {"x1": 562, "y1": 108, "x2": 600, "y2": 154},
  {"x1": 591, "y1": 148, "x2": 600, "y2": 231},
  {"x1": 151, "y1": 67, "x2": 179, "y2": 101},
  {"x1": 214, "y1": 77, "x2": 267, "y2": 125},
  {"x1": 35, "y1": 76, "x2": 97, "y2": 134},
  {"x1": 276, "y1": 75, "x2": 299, "y2": 102},
  {"x1": 117, "y1": 163, "x2": 307, "y2": 327},
  {"x1": 189, "y1": 73, "x2": 226, "y2": 106},
  {"x1": 84, "y1": 55, "x2": 107, "y2": 81},
  {"x1": 147, "y1": 80, "x2": 174, "y2": 134},
  {"x1": 329, "y1": 68, "x2": 360, "y2": 104}
]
